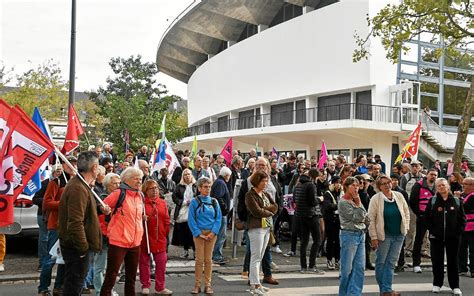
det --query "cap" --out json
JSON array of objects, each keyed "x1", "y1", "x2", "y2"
[{"x1": 360, "y1": 173, "x2": 373, "y2": 181}]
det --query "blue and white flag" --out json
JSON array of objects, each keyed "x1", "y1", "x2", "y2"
[
  {"x1": 152, "y1": 138, "x2": 180, "y2": 178},
  {"x1": 24, "y1": 108, "x2": 52, "y2": 195}
]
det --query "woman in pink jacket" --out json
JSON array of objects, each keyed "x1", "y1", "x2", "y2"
[
  {"x1": 139, "y1": 179, "x2": 172, "y2": 295},
  {"x1": 101, "y1": 167, "x2": 144, "y2": 296}
]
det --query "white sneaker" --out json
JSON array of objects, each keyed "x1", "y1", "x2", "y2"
[
  {"x1": 249, "y1": 286, "x2": 266, "y2": 295},
  {"x1": 0, "y1": 263, "x2": 4, "y2": 272},
  {"x1": 272, "y1": 245, "x2": 282, "y2": 254},
  {"x1": 142, "y1": 287, "x2": 150, "y2": 295},
  {"x1": 432, "y1": 286, "x2": 441, "y2": 293},
  {"x1": 259, "y1": 285, "x2": 270, "y2": 292},
  {"x1": 414, "y1": 266, "x2": 422, "y2": 273},
  {"x1": 112, "y1": 290, "x2": 119, "y2": 296},
  {"x1": 453, "y1": 288, "x2": 462, "y2": 295},
  {"x1": 327, "y1": 260, "x2": 335, "y2": 270}
]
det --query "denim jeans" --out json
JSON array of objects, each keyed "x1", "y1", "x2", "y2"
[
  {"x1": 375, "y1": 235, "x2": 405, "y2": 293},
  {"x1": 243, "y1": 229, "x2": 272, "y2": 276},
  {"x1": 83, "y1": 252, "x2": 94, "y2": 288},
  {"x1": 37, "y1": 214, "x2": 48, "y2": 267},
  {"x1": 38, "y1": 230, "x2": 65, "y2": 293},
  {"x1": 93, "y1": 243, "x2": 108, "y2": 294},
  {"x1": 212, "y1": 216, "x2": 227, "y2": 262},
  {"x1": 339, "y1": 230, "x2": 365, "y2": 296}
]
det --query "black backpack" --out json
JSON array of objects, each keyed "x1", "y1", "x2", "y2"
[
  {"x1": 195, "y1": 196, "x2": 218, "y2": 219},
  {"x1": 104, "y1": 188, "x2": 127, "y2": 223}
]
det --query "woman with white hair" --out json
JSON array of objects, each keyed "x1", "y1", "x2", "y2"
[
  {"x1": 210, "y1": 166, "x2": 232, "y2": 265},
  {"x1": 171, "y1": 168, "x2": 197, "y2": 259},
  {"x1": 100, "y1": 167, "x2": 144, "y2": 296}
]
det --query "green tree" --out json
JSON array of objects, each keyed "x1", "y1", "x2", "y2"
[
  {"x1": 353, "y1": 0, "x2": 473, "y2": 173},
  {"x1": 91, "y1": 55, "x2": 187, "y2": 158}
]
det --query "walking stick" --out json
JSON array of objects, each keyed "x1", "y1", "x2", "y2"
[{"x1": 141, "y1": 193, "x2": 151, "y2": 254}]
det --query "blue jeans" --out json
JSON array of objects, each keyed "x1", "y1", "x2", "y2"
[
  {"x1": 243, "y1": 229, "x2": 272, "y2": 276},
  {"x1": 37, "y1": 214, "x2": 48, "y2": 267},
  {"x1": 339, "y1": 230, "x2": 365, "y2": 296},
  {"x1": 212, "y1": 216, "x2": 227, "y2": 262},
  {"x1": 93, "y1": 243, "x2": 108, "y2": 294},
  {"x1": 84, "y1": 251, "x2": 94, "y2": 288},
  {"x1": 38, "y1": 230, "x2": 65, "y2": 293},
  {"x1": 375, "y1": 235, "x2": 405, "y2": 293}
]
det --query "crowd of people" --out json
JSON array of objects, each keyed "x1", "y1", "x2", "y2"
[{"x1": 12, "y1": 141, "x2": 471, "y2": 296}]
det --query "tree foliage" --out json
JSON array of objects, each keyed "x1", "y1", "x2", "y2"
[
  {"x1": 90, "y1": 55, "x2": 187, "y2": 157},
  {"x1": 353, "y1": 0, "x2": 473, "y2": 173}
]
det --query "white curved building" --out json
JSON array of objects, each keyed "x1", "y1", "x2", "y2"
[{"x1": 157, "y1": 0, "x2": 473, "y2": 166}]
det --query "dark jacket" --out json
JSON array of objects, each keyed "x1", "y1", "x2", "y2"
[
  {"x1": 294, "y1": 175, "x2": 319, "y2": 217},
  {"x1": 57, "y1": 175, "x2": 102, "y2": 254},
  {"x1": 171, "y1": 166, "x2": 183, "y2": 185},
  {"x1": 282, "y1": 163, "x2": 296, "y2": 186},
  {"x1": 410, "y1": 178, "x2": 436, "y2": 216},
  {"x1": 32, "y1": 178, "x2": 51, "y2": 215},
  {"x1": 424, "y1": 192, "x2": 466, "y2": 240},
  {"x1": 172, "y1": 183, "x2": 197, "y2": 221},
  {"x1": 244, "y1": 188, "x2": 277, "y2": 229},
  {"x1": 211, "y1": 176, "x2": 230, "y2": 216},
  {"x1": 322, "y1": 188, "x2": 342, "y2": 223}
]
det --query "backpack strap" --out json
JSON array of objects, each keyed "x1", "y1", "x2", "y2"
[
  {"x1": 194, "y1": 196, "x2": 218, "y2": 219},
  {"x1": 112, "y1": 188, "x2": 127, "y2": 216}
]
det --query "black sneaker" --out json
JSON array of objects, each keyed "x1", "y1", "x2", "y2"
[{"x1": 394, "y1": 266, "x2": 405, "y2": 273}]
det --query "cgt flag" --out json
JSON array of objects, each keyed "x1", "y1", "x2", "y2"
[
  {"x1": 219, "y1": 137, "x2": 233, "y2": 166},
  {"x1": 395, "y1": 121, "x2": 422, "y2": 163},
  {"x1": 0, "y1": 104, "x2": 55, "y2": 227},
  {"x1": 62, "y1": 104, "x2": 84, "y2": 155},
  {"x1": 318, "y1": 141, "x2": 328, "y2": 170}
]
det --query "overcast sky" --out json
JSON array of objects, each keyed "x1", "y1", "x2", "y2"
[{"x1": 0, "y1": 0, "x2": 191, "y2": 99}]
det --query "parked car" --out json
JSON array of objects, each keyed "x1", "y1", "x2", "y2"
[{"x1": 12, "y1": 194, "x2": 39, "y2": 237}]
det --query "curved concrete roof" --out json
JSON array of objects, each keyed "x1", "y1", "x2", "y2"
[{"x1": 156, "y1": 0, "x2": 333, "y2": 83}]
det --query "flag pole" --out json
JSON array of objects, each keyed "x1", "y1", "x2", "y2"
[{"x1": 54, "y1": 147, "x2": 106, "y2": 208}]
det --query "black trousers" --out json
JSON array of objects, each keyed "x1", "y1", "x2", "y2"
[
  {"x1": 290, "y1": 215, "x2": 301, "y2": 253},
  {"x1": 324, "y1": 218, "x2": 340, "y2": 261},
  {"x1": 413, "y1": 215, "x2": 428, "y2": 267},
  {"x1": 298, "y1": 216, "x2": 320, "y2": 269},
  {"x1": 459, "y1": 231, "x2": 474, "y2": 273},
  {"x1": 365, "y1": 232, "x2": 372, "y2": 266},
  {"x1": 61, "y1": 246, "x2": 90, "y2": 296},
  {"x1": 430, "y1": 237, "x2": 460, "y2": 289}
]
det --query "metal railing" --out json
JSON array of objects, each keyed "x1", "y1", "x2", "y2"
[{"x1": 187, "y1": 103, "x2": 402, "y2": 136}]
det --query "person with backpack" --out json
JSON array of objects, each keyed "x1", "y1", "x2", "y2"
[
  {"x1": 424, "y1": 178, "x2": 466, "y2": 295},
  {"x1": 211, "y1": 167, "x2": 232, "y2": 265},
  {"x1": 100, "y1": 167, "x2": 145, "y2": 296},
  {"x1": 409, "y1": 168, "x2": 437, "y2": 273},
  {"x1": 188, "y1": 177, "x2": 222, "y2": 295},
  {"x1": 139, "y1": 179, "x2": 172, "y2": 295}
]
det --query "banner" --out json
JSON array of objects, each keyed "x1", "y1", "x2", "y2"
[
  {"x1": 62, "y1": 104, "x2": 84, "y2": 155},
  {"x1": 219, "y1": 137, "x2": 233, "y2": 166},
  {"x1": 318, "y1": 141, "x2": 328, "y2": 170},
  {"x1": 0, "y1": 105, "x2": 55, "y2": 226},
  {"x1": 189, "y1": 135, "x2": 197, "y2": 169},
  {"x1": 152, "y1": 138, "x2": 180, "y2": 178},
  {"x1": 124, "y1": 129, "x2": 130, "y2": 153},
  {"x1": 395, "y1": 121, "x2": 422, "y2": 163}
]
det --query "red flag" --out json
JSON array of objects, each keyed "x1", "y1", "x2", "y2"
[
  {"x1": 318, "y1": 141, "x2": 328, "y2": 170},
  {"x1": 0, "y1": 105, "x2": 55, "y2": 227},
  {"x1": 0, "y1": 100, "x2": 13, "y2": 164},
  {"x1": 62, "y1": 104, "x2": 84, "y2": 154},
  {"x1": 219, "y1": 137, "x2": 233, "y2": 166},
  {"x1": 396, "y1": 121, "x2": 422, "y2": 162}
]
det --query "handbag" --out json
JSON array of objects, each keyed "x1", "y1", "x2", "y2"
[{"x1": 176, "y1": 204, "x2": 189, "y2": 223}]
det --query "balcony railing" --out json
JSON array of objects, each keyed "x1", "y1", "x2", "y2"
[{"x1": 187, "y1": 103, "x2": 404, "y2": 136}]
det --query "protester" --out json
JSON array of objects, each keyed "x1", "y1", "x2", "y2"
[
  {"x1": 338, "y1": 177, "x2": 368, "y2": 296},
  {"x1": 211, "y1": 167, "x2": 232, "y2": 265},
  {"x1": 449, "y1": 172, "x2": 463, "y2": 195},
  {"x1": 459, "y1": 177, "x2": 474, "y2": 278},
  {"x1": 93, "y1": 173, "x2": 120, "y2": 296},
  {"x1": 294, "y1": 169, "x2": 324, "y2": 274},
  {"x1": 322, "y1": 176, "x2": 342, "y2": 270},
  {"x1": 424, "y1": 178, "x2": 466, "y2": 295},
  {"x1": 171, "y1": 168, "x2": 197, "y2": 259},
  {"x1": 202, "y1": 156, "x2": 217, "y2": 182},
  {"x1": 100, "y1": 167, "x2": 144, "y2": 296},
  {"x1": 368, "y1": 175, "x2": 410, "y2": 296},
  {"x1": 409, "y1": 168, "x2": 438, "y2": 273},
  {"x1": 38, "y1": 157, "x2": 77, "y2": 296},
  {"x1": 139, "y1": 180, "x2": 172, "y2": 295},
  {"x1": 242, "y1": 158, "x2": 256, "y2": 180},
  {"x1": 58, "y1": 151, "x2": 104, "y2": 296},
  {"x1": 136, "y1": 145, "x2": 150, "y2": 161},
  {"x1": 152, "y1": 167, "x2": 176, "y2": 198},
  {"x1": 245, "y1": 171, "x2": 278, "y2": 295}
]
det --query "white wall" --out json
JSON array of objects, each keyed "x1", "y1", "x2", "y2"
[{"x1": 187, "y1": 0, "x2": 397, "y2": 125}]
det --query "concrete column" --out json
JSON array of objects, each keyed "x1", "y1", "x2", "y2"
[
  {"x1": 258, "y1": 24, "x2": 268, "y2": 33},
  {"x1": 303, "y1": 6, "x2": 314, "y2": 14}
]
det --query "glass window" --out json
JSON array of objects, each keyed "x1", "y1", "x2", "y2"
[
  {"x1": 444, "y1": 71, "x2": 472, "y2": 83},
  {"x1": 295, "y1": 100, "x2": 306, "y2": 124},
  {"x1": 238, "y1": 109, "x2": 255, "y2": 129},
  {"x1": 401, "y1": 43, "x2": 418, "y2": 62},
  {"x1": 420, "y1": 82, "x2": 439, "y2": 94},
  {"x1": 355, "y1": 90, "x2": 372, "y2": 120},
  {"x1": 401, "y1": 64, "x2": 418, "y2": 75},
  {"x1": 445, "y1": 51, "x2": 474, "y2": 70},
  {"x1": 218, "y1": 115, "x2": 229, "y2": 132},
  {"x1": 353, "y1": 149, "x2": 373, "y2": 158},
  {"x1": 421, "y1": 95, "x2": 438, "y2": 111},
  {"x1": 421, "y1": 47, "x2": 440, "y2": 63},
  {"x1": 444, "y1": 85, "x2": 469, "y2": 116},
  {"x1": 271, "y1": 102, "x2": 293, "y2": 126},
  {"x1": 419, "y1": 66, "x2": 440, "y2": 78},
  {"x1": 317, "y1": 93, "x2": 351, "y2": 122}
]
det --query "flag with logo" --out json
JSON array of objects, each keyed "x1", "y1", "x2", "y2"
[
  {"x1": 219, "y1": 137, "x2": 233, "y2": 166},
  {"x1": 61, "y1": 104, "x2": 84, "y2": 155},
  {"x1": 0, "y1": 103, "x2": 55, "y2": 226},
  {"x1": 124, "y1": 129, "x2": 130, "y2": 153},
  {"x1": 189, "y1": 135, "x2": 197, "y2": 169},
  {"x1": 395, "y1": 121, "x2": 422, "y2": 163},
  {"x1": 24, "y1": 108, "x2": 53, "y2": 195},
  {"x1": 318, "y1": 141, "x2": 328, "y2": 170},
  {"x1": 152, "y1": 138, "x2": 180, "y2": 177}
]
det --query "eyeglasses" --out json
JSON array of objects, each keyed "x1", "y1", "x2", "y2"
[
  {"x1": 380, "y1": 181, "x2": 391, "y2": 186},
  {"x1": 147, "y1": 187, "x2": 159, "y2": 191}
]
